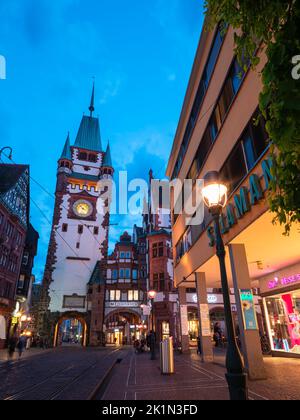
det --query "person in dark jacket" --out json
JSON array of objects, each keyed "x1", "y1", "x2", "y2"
[
  {"x1": 7, "y1": 334, "x2": 18, "y2": 359},
  {"x1": 16, "y1": 332, "x2": 27, "y2": 358}
]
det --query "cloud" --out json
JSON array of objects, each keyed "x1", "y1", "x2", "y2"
[{"x1": 99, "y1": 77, "x2": 122, "y2": 105}]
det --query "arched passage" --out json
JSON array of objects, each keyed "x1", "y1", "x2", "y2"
[
  {"x1": 104, "y1": 309, "x2": 144, "y2": 346},
  {"x1": 53, "y1": 312, "x2": 88, "y2": 348}
]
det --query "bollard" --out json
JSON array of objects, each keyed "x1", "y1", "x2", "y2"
[{"x1": 160, "y1": 337, "x2": 174, "y2": 375}]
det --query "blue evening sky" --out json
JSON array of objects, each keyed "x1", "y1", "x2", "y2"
[{"x1": 0, "y1": 0, "x2": 205, "y2": 280}]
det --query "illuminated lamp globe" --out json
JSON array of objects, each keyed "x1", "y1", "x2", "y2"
[
  {"x1": 148, "y1": 290, "x2": 157, "y2": 300},
  {"x1": 202, "y1": 171, "x2": 228, "y2": 212}
]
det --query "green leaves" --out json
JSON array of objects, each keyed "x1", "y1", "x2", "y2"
[{"x1": 205, "y1": 0, "x2": 300, "y2": 234}]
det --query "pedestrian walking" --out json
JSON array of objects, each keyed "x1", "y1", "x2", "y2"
[
  {"x1": 7, "y1": 334, "x2": 18, "y2": 360},
  {"x1": 16, "y1": 332, "x2": 27, "y2": 358}
]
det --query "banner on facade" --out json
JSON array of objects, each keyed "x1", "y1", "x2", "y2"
[
  {"x1": 180, "y1": 305, "x2": 189, "y2": 336},
  {"x1": 239, "y1": 289, "x2": 258, "y2": 331},
  {"x1": 199, "y1": 304, "x2": 211, "y2": 337}
]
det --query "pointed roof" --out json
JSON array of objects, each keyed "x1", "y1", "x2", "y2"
[
  {"x1": 103, "y1": 142, "x2": 112, "y2": 167},
  {"x1": 60, "y1": 133, "x2": 72, "y2": 160},
  {"x1": 74, "y1": 84, "x2": 102, "y2": 152},
  {"x1": 89, "y1": 82, "x2": 95, "y2": 117}
]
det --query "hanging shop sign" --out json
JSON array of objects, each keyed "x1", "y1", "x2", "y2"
[
  {"x1": 240, "y1": 289, "x2": 258, "y2": 331},
  {"x1": 208, "y1": 158, "x2": 273, "y2": 247}
]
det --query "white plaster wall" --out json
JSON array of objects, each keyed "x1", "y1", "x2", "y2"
[
  {"x1": 157, "y1": 208, "x2": 171, "y2": 229},
  {"x1": 49, "y1": 190, "x2": 108, "y2": 313}
]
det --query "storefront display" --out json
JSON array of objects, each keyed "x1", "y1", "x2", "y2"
[{"x1": 264, "y1": 290, "x2": 300, "y2": 355}]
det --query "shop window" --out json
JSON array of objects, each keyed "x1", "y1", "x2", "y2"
[{"x1": 265, "y1": 293, "x2": 300, "y2": 354}]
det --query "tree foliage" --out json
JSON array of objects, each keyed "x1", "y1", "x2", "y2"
[{"x1": 204, "y1": 0, "x2": 300, "y2": 234}]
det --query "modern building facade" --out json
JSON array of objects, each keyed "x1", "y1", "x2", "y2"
[
  {"x1": 166, "y1": 21, "x2": 300, "y2": 376},
  {"x1": 0, "y1": 164, "x2": 30, "y2": 348},
  {"x1": 41, "y1": 87, "x2": 114, "y2": 347}
]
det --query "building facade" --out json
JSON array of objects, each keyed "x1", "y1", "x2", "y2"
[
  {"x1": 104, "y1": 231, "x2": 148, "y2": 345},
  {"x1": 41, "y1": 87, "x2": 114, "y2": 347},
  {"x1": 166, "y1": 22, "x2": 300, "y2": 375},
  {"x1": 0, "y1": 164, "x2": 30, "y2": 348}
]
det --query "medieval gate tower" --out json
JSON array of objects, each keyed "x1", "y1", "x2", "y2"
[{"x1": 41, "y1": 86, "x2": 114, "y2": 346}]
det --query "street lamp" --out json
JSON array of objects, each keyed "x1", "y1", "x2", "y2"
[
  {"x1": 0, "y1": 146, "x2": 13, "y2": 161},
  {"x1": 148, "y1": 290, "x2": 157, "y2": 360},
  {"x1": 202, "y1": 171, "x2": 248, "y2": 401}
]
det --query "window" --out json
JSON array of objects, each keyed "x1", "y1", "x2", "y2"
[
  {"x1": 22, "y1": 252, "x2": 29, "y2": 266},
  {"x1": 62, "y1": 224, "x2": 68, "y2": 233},
  {"x1": 171, "y1": 24, "x2": 225, "y2": 180},
  {"x1": 132, "y1": 270, "x2": 138, "y2": 281},
  {"x1": 153, "y1": 273, "x2": 159, "y2": 291},
  {"x1": 159, "y1": 273, "x2": 165, "y2": 292},
  {"x1": 119, "y1": 269, "x2": 124, "y2": 278},
  {"x1": 88, "y1": 154, "x2": 97, "y2": 163},
  {"x1": 78, "y1": 225, "x2": 84, "y2": 234},
  {"x1": 94, "y1": 227, "x2": 99, "y2": 235},
  {"x1": 221, "y1": 143, "x2": 247, "y2": 194},
  {"x1": 79, "y1": 152, "x2": 87, "y2": 161},
  {"x1": 152, "y1": 244, "x2": 158, "y2": 258},
  {"x1": 110, "y1": 290, "x2": 121, "y2": 301},
  {"x1": 3, "y1": 281, "x2": 12, "y2": 299},
  {"x1": 230, "y1": 59, "x2": 244, "y2": 94},
  {"x1": 126, "y1": 252, "x2": 131, "y2": 259},
  {"x1": 120, "y1": 252, "x2": 125, "y2": 259},
  {"x1": 76, "y1": 242, "x2": 80, "y2": 249},
  {"x1": 242, "y1": 116, "x2": 269, "y2": 171},
  {"x1": 158, "y1": 242, "x2": 164, "y2": 257},
  {"x1": 112, "y1": 269, "x2": 118, "y2": 280},
  {"x1": 18, "y1": 275, "x2": 25, "y2": 289},
  {"x1": 128, "y1": 290, "x2": 139, "y2": 301},
  {"x1": 125, "y1": 269, "x2": 131, "y2": 279}
]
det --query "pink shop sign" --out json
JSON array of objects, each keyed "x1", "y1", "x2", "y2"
[{"x1": 268, "y1": 274, "x2": 300, "y2": 290}]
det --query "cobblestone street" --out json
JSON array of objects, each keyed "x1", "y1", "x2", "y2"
[
  {"x1": 0, "y1": 347, "x2": 129, "y2": 401},
  {"x1": 102, "y1": 350, "x2": 300, "y2": 401},
  {"x1": 1, "y1": 346, "x2": 300, "y2": 400}
]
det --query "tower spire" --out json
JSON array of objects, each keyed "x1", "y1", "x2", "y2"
[{"x1": 89, "y1": 81, "x2": 95, "y2": 117}]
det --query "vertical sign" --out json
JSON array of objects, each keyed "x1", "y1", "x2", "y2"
[
  {"x1": 180, "y1": 305, "x2": 189, "y2": 336},
  {"x1": 239, "y1": 289, "x2": 258, "y2": 331},
  {"x1": 200, "y1": 304, "x2": 211, "y2": 337}
]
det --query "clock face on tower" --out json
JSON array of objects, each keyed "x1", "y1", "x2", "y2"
[{"x1": 73, "y1": 200, "x2": 93, "y2": 218}]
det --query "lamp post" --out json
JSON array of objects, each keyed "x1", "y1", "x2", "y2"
[
  {"x1": 0, "y1": 146, "x2": 13, "y2": 161},
  {"x1": 202, "y1": 171, "x2": 248, "y2": 401},
  {"x1": 148, "y1": 290, "x2": 157, "y2": 360}
]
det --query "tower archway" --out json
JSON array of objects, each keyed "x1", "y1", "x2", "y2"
[
  {"x1": 53, "y1": 312, "x2": 88, "y2": 348},
  {"x1": 104, "y1": 309, "x2": 144, "y2": 346}
]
